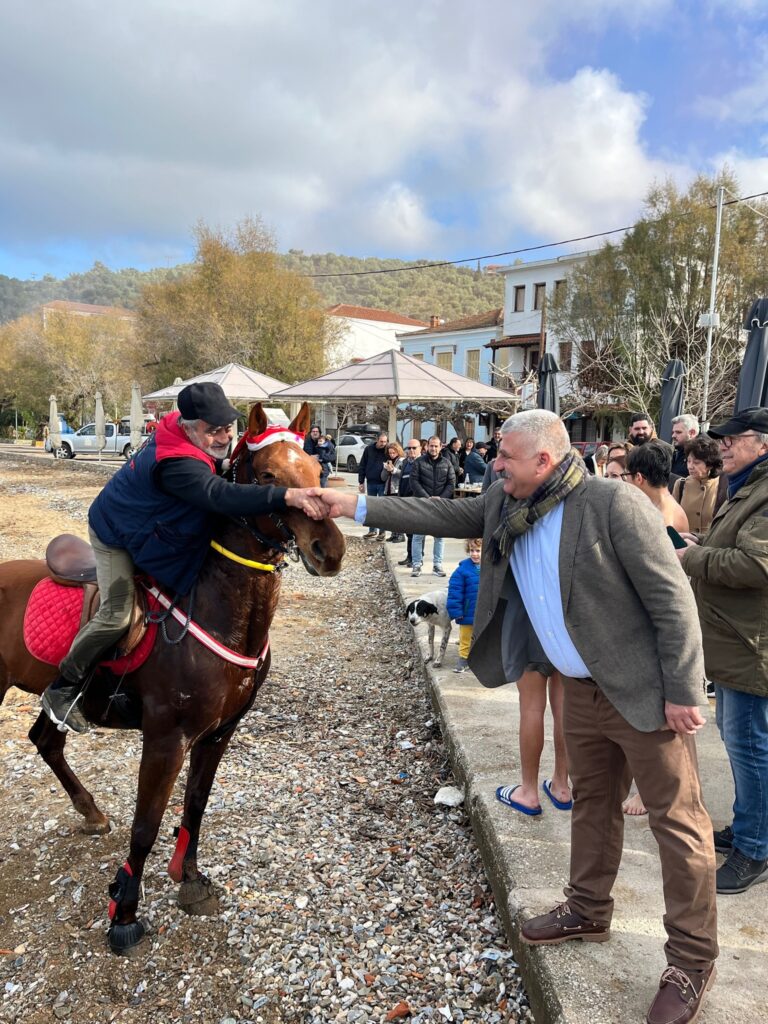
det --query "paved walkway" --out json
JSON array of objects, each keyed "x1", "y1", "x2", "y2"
[{"x1": 337, "y1": 506, "x2": 768, "y2": 1024}]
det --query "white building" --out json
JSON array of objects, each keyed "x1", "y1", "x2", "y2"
[{"x1": 326, "y1": 304, "x2": 428, "y2": 364}]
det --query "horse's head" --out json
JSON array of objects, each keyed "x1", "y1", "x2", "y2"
[{"x1": 233, "y1": 403, "x2": 345, "y2": 577}]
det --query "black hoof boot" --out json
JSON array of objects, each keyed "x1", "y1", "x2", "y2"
[
  {"x1": 108, "y1": 919, "x2": 147, "y2": 956},
  {"x1": 178, "y1": 875, "x2": 220, "y2": 916}
]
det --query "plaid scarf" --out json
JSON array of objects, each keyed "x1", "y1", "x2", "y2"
[{"x1": 491, "y1": 452, "x2": 586, "y2": 561}]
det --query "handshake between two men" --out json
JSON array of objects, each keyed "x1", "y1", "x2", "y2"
[{"x1": 287, "y1": 487, "x2": 359, "y2": 521}]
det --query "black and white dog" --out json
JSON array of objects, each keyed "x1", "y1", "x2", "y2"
[{"x1": 405, "y1": 589, "x2": 452, "y2": 668}]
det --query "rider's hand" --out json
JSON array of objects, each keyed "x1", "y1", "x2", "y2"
[
  {"x1": 664, "y1": 701, "x2": 705, "y2": 735},
  {"x1": 358, "y1": 483, "x2": 365, "y2": 494},
  {"x1": 285, "y1": 488, "x2": 327, "y2": 520}
]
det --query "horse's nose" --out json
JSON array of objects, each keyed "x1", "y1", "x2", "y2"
[{"x1": 310, "y1": 540, "x2": 326, "y2": 563}]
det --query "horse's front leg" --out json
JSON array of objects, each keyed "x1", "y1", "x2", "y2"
[
  {"x1": 108, "y1": 733, "x2": 186, "y2": 956},
  {"x1": 169, "y1": 723, "x2": 238, "y2": 917}
]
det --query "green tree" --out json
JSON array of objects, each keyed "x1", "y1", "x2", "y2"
[
  {"x1": 137, "y1": 219, "x2": 329, "y2": 388},
  {"x1": 551, "y1": 171, "x2": 768, "y2": 422}
]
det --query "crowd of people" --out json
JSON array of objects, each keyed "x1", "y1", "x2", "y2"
[{"x1": 318, "y1": 404, "x2": 768, "y2": 1024}]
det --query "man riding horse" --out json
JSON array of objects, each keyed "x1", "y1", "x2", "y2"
[{"x1": 42, "y1": 382, "x2": 327, "y2": 733}]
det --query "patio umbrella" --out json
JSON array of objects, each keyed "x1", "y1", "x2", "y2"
[
  {"x1": 129, "y1": 381, "x2": 143, "y2": 450},
  {"x1": 735, "y1": 297, "x2": 768, "y2": 412},
  {"x1": 48, "y1": 394, "x2": 61, "y2": 452},
  {"x1": 94, "y1": 391, "x2": 106, "y2": 459},
  {"x1": 536, "y1": 353, "x2": 560, "y2": 415},
  {"x1": 659, "y1": 358, "x2": 686, "y2": 442},
  {"x1": 144, "y1": 363, "x2": 287, "y2": 404},
  {"x1": 271, "y1": 349, "x2": 512, "y2": 440}
]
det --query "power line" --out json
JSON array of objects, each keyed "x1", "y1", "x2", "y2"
[{"x1": 303, "y1": 189, "x2": 768, "y2": 279}]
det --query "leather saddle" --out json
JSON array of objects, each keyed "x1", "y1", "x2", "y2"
[{"x1": 45, "y1": 534, "x2": 149, "y2": 658}]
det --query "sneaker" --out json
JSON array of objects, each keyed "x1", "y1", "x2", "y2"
[
  {"x1": 453, "y1": 658, "x2": 469, "y2": 674},
  {"x1": 520, "y1": 901, "x2": 610, "y2": 945},
  {"x1": 41, "y1": 677, "x2": 90, "y2": 734},
  {"x1": 716, "y1": 848, "x2": 768, "y2": 894},
  {"x1": 713, "y1": 824, "x2": 733, "y2": 854},
  {"x1": 363, "y1": 531, "x2": 377, "y2": 539},
  {"x1": 645, "y1": 963, "x2": 715, "y2": 1024},
  {"x1": 376, "y1": 533, "x2": 386, "y2": 541},
  {"x1": 411, "y1": 568, "x2": 421, "y2": 578},
  {"x1": 432, "y1": 567, "x2": 446, "y2": 577},
  {"x1": 397, "y1": 558, "x2": 412, "y2": 567}
]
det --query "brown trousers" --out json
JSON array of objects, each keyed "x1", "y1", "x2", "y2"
[{"x1": 562, "y1": 677, "x2": 718, "y2": 971}]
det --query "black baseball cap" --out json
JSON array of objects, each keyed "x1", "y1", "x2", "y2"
[
  {"x1": 177, "y1": 383, "x2": 239, "y2": 425},
  {"x1": 476, "y1": 441, "x2": 489, "y2": 451},
  {"x1": 707, "y1": 407, "x2": 768, "y2": 438}
]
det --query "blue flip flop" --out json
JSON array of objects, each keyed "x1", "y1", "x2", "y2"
[
  {"x1": 495, "y1": 785, "x2": 542, "y2": 816},
  {"x1": 542, "y1": 779, "x2": 573, "y2": 811}
]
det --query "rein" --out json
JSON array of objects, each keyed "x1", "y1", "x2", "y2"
[{"x1": 143, "y1": 582, "x2": 270, "y2": 670}]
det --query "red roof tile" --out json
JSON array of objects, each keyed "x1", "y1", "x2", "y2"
[
  {"x1": 326, "y1": 304, "x2": 429, "y2": 327},
  {"x1": 407, "y1": 308, "x2": 503, "y2": 335}
]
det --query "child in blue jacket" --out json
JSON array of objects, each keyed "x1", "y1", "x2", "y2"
[{"x1": 446, "y1": 538, "x2": 482, "y2": 673}]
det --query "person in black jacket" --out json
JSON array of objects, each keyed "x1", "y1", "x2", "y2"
[
  {"x1": 444, "y1": 437, "x2": 464, "y2": 480},
  {"x1": 484, "y1": 426, "x2": 502, "y2": 463},
  {"x1": 396, "y1": 439, "x2": 421, "y2": 566},
  {"x1": 304, "y1": 424, "x2": 335, "y2": 487},
  {"x1": 409, "y1": 436, "x2": 455, "y2": 577},
  {"x1": 357, "y1": 433, "x2": 389, "y2": 538},
  {"x1": 41, "y1": 383, "x2": 326, "y2": 733}
]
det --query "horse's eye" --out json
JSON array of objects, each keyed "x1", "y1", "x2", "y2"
[{"x1": 259, "y1": 472, "x2": 276, "y2": 483}]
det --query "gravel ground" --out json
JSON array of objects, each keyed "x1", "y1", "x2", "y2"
[{"x1": 0, "y1": 457, "x2": 531, "y2": 1024}]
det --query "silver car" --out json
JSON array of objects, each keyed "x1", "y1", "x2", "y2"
[{"x1": 335, "y1": 434, "x2": 375, "y2": 472}]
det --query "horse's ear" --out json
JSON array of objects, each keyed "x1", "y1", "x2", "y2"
[
  {"x1": 288, "y1": 402, "x2": 312, "y2": 436},
  {"x1": 248, "y1": 403, "x2": 269, "y2": 436}
]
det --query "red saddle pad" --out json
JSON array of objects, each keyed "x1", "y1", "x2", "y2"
[{"x1": 23, "y1": 578, "x2": 158, "y2": 675}]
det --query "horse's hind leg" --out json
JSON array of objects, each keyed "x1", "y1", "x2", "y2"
[
  {"x1": 170, "y1": 724, "x2": 238, "y2": 917},
  {"x1": 107, "y1": 734, "x2": 186, "y2": 956},
  {"x1": 28, "y1": 712, "x2": 110, "y2": 835}
]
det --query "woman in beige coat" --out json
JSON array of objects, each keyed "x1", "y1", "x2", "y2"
[{"x1": 672, "y1": 435, "x2": 728, "y2": 534}]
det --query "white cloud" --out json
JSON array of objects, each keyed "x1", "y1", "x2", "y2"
[{"x1": 0, "y1": 0, "x2": 702, "y2": 270}]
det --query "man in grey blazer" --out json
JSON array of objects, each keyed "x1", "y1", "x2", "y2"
[{"x1": 320, "y1": 410, "x2": 717, "y2": 1024}]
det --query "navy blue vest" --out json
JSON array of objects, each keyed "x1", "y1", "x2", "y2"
[{"x1": 88, "y1": 414, "x2": 216, "y2": 594}]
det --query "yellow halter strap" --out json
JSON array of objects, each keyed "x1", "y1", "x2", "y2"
[{"x1": 210, "y1": 540, "x2": 280, "y2": 573}]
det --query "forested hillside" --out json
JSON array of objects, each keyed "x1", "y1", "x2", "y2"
[
  {"x1": 282, "y1": 251, "x2": 504, "y2": 322},
  {"x1": 0, "y1": 252, "x2": 504, "y2": 325}
]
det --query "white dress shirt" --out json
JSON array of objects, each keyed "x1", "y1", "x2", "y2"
[{"x1": 509, "y1": 502, "x2": 590, "y2": 678}]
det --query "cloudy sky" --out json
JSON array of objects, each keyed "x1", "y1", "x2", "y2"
[{"x1": 1, "y1": 0, "x2": 766, "y2": 279}]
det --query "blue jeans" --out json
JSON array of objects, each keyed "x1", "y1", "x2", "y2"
[
  {"x1": 365, "y1": 482, "x2": 386, "y2": 534},
  {"x1": 715, "y1": 683, "x2": 768, "y2": 860},
  {"x1": 411, "y1": 534, "x2": 444, "y2": 569}
]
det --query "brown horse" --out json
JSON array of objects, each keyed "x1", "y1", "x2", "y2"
[{"x1": 0, "y1": 402, "x2": 345, "y2": 954}]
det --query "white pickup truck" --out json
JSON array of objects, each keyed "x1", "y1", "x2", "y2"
[{"x1": 49, "y1": 421, "x2": 153, "y2": 460}]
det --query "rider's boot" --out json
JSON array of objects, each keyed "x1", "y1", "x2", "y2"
[{"x1": 41, "y1": 673, "x2": 91, "y2": 734}]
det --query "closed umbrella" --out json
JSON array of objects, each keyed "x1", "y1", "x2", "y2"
[
  {"x1": 170, "y1": 377, "x2": 183, "y2": 413},
  {"x1": 48, "y1": 394, "x2": 61, "y2": 453},
  {"x1": 735, "y1": 297, "x2": 768, "y2": 412},
  {"x1": 129, "y1": 381, "x2": 143, "y2": 450},
  {"x1": 537, "y1": 353, "x2": 560, "y2": 415},
  {"x1": 659, "y1": 358, "x2": 686, "y2": 442},
  {"x1": 94, "y1": 391, "x2": 106, "y2": 459}
]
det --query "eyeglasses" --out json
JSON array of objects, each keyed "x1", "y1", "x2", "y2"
[
  {"x1": 202, "y1": 424, "x2": 233, "y2": 438},
  {"x1": 718, "y1": 432, "x2": 760, "y2": 449},
  {"x1": 406, "y1": 445, "x2": 420, "y2": 450}
]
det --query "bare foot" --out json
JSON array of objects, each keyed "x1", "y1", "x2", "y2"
[
  {"x1": 546, "y1": 779, "x2": 572, "y2": 806},
  {"x1": 622, "y1": 791, "x2": 647, "y2": 816},
  {"x1": 508, "y1": 784, "x2": 541, "y2": 811}
]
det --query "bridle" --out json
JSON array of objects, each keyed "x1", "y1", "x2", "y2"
[{"x1": 215, "y1": 425, "x2": 308, "y2": 573}]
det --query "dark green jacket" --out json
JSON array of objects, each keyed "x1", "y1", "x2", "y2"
[{"x1": 683, "y1": 460, "x2": 768, "y2": 696}]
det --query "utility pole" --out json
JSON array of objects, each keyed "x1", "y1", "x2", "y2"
[{"x1": 700, "y1": 185, "x2": 725, "y2": 430}]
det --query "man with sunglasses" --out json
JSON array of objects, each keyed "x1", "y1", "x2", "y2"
[
  {"x1": 678, "y1": 407, "x2": 768, "y2": 895},
  {"x1": 41, "y1": 382, "x2": 326, "y2": 734},
  {"x1": 396, "y1": 440, "x2": 422, "y2": 567}
]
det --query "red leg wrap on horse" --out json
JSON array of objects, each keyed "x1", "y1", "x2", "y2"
[
  {"x1": 108, "y1": 861, "x2": 133, "y2": 920},
  {"x1": 168, "y1": 825, "x2": 191, "y2": 882}
]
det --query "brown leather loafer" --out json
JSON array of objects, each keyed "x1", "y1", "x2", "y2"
[
  {"x1": 520, "y1": 901, "x2": 610, "y2": 945},
  {"x1": 646, "y1": 963, "x2": 716, "y2": 1024}
]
